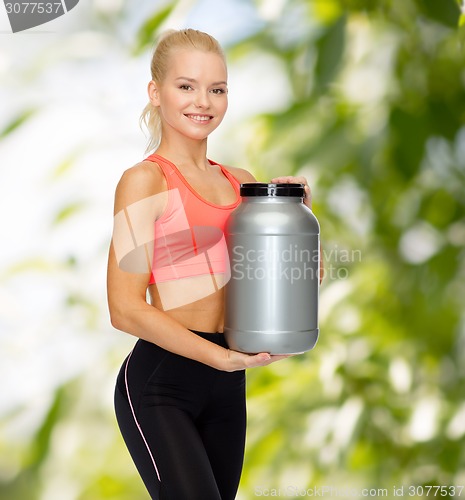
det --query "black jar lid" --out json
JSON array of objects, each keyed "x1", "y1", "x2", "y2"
[{"x1": 240, "y1": 183, "x2": 305, "y2": 197}]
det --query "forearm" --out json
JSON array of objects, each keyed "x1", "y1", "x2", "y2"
[
  {"x1": 110, "y1": 302, "x2": 229, "y2": 370},
  {"x1": 109, "y1": 300, "x2": 287, "y2": 371}
]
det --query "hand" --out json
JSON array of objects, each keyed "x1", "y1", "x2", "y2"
[
  {"x1": 222, "y1": 348, "x2": 301, "y2": 372},
  {"x1": 270, "y1": 175, "x2": 312, "y2": 209},
  {"x1": 271, "y1": 175, "x2": 324, "y2": 284}
]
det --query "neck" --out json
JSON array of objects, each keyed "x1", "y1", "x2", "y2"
[{"x1": 155, "y1": 136, "x2": 210, "y2": 171}]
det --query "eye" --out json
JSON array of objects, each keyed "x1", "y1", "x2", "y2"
[
  {"x1": 211, "y1": 88, "x2": 227, "y2": 95},
  {"x1": 179, "y1": 84, "x2": 193, "y2": 91}
]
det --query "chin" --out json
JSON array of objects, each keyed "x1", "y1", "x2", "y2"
[{"x1": 185, "y1": 129, "x2": 217, "y2": 141}]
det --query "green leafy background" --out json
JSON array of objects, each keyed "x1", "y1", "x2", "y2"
[{"x1": 1, "y1": 0, "x2": 464, "y2": 498}]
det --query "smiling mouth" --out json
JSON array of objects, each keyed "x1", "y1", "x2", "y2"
[{"x1": 185, "y1": 114, "x2": 213, "y2": 122}]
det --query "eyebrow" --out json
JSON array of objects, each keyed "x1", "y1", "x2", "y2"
[{"x1": 175, "y1": 77, "x2": 228, "y2": 86}]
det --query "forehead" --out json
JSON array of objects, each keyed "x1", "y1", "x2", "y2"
[{"x1": 166, "y1": 49, "x2": 227, "y2": 80}]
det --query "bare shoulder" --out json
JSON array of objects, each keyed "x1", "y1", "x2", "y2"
[
  {"x1": 117, "y1": 160, "x2": 165, "y2": 192},
  {"x1": 222, "y1": 165, "x2": 257, "y2": 183},
  {"x1": 113, "y1": 160, "x2": 167, "y2": 213}
]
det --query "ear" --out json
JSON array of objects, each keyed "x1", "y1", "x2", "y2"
[{"x1": 148, "y1": 80, "x2": 160, "y2": 107}]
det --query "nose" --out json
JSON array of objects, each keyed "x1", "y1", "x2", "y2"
[{"x1": 194, "y1": 90, "x2": 210, "y2": 109}]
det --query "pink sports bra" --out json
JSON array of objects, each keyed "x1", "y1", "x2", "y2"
[{"x1": 144, "y1": 154, "x2": 241, "y2": 285}]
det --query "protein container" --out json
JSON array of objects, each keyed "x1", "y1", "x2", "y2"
[{"x1": 224, "y1": 183, "x2": 320, "y2": 354}]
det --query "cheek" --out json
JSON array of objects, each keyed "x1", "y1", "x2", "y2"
[
  {"x1": 162, "y1": 93, "x2": 189, "y2": 113},
  {"x1": 218, "y1": 97, "x2": 228, "y2": 114}
]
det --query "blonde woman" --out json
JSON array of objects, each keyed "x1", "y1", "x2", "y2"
[{"x1": 107, "y1": 29, "x2": 315, "y2": 499}]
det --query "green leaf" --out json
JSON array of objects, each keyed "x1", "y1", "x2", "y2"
[
  {"x1": 27, "y1": 387, "x2": 66, "y2": 469},
  {"x1": 52, "y1": 201, "x2": 86, "y2": 225},
  {"x1": 460, "y1": 13, "x2": 465, "y2": 27},
  {"x1": 50, "y1": 155, "x2": 77, "y2": 179},
  {"x1": 419, "y1": 0, "x2": 460, "y2": 27},
  {"x1": 132, "y1": 2, "x2": 176, "y2": 55},
  {"x1": 1, "y1": 258, "x2": 55, "y2": 279},
  {"x1": 314, "y1": 15, "x2": 346, "y2": 92},
  {"x1": 388, "y1": 107, "x2": 430, "y2": 180},
  {"x1": 0, "y1": 108, "x2": 38, "y2": 139},
  {"x1": 312, "y1": 0, "x2": 343, "y2": 25}
]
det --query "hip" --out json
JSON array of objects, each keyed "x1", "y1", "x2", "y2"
[{"x1": 116, "y1": 329, "x2": 245, "y2": 416}]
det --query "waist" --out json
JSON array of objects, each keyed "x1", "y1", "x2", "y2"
[{"x1": 148, "y1": 278, "x2": 225, "y2": 332}]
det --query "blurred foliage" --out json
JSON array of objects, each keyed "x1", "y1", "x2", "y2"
[
  {"x1": 1, "y1": 0, "x2": 465, "y2": 499},
  {"x1": 131, "y1": 1, "x2": 177, "y2": 55},
  {"x1": 0, "y1": 108, "x2": 39, "y2": 140}
]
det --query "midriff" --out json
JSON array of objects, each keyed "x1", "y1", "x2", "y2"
[{"x1": 148, "y1": 274, "x2": 226, "y2": 333}]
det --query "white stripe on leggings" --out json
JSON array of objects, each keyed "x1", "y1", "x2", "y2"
[{"x1": 124, "y1": 349, "x2": 161, "y2": 482}]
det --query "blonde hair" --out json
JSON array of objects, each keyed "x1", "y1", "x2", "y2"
[{"x1": 139, "y1": 28, "x2": 226, "y2": 155}]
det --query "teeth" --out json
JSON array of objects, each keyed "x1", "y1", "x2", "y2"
[{"x1": 187, "y1": 115, "x2": 211, "y2": 122}]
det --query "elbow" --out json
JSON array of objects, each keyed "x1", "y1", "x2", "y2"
[
  {"x1": 108, "y1": 302, "x2": 128, "y2": 332},
  {"x1": 109, "y1": 314, "x2": 121, "y2": 331},
  {"x1": 107, "y1": 286, "x2": 151, "y2": 333},
  {"x1": 109, "y1": 309, "x2": 124, "y2": 332},
  {"x1": 108, "y1": 297, "x2": 149, "y2": 333}
]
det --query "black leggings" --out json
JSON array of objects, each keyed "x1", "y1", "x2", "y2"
[{"x1": 114, "y1": 330, "x2": 246, "y2": 500}]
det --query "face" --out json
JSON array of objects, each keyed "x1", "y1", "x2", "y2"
[{"x1": 149, "y1": 49, "x2": 228, "y2": 142}]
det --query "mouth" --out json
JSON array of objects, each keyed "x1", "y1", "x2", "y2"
[{"x1": 185, "y1": 114, "x2": 214, "y2": 123}]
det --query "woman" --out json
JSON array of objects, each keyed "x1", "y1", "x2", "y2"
[{"x1": 107, "y1": 28, "x2": 315, "y2": 500}]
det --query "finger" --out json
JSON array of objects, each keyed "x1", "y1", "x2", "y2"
[
  {"x1": 270, "y1": 177, "x2": 292, "y2": 183},
  {"x1": 303, "y1": 185, "x2": 312, "y2": 207},
  {"x1": 271, "y1": 177, "x2": 313, "y2": 208},
  {"x1": 270, "y1": 176, "x2": 301, "y2": 183},
  {"x1": 249, "y1": 352, "x2": 290, "y2": 368},
  {"x1": 246, "y1": 353, "x2": 271, "y2": 367},
  {"x1": 270, "y1": 354, "x2": 295, "y2": 361},
  {"x1": 271, "y1": 176, "x2": 308, "y2": 185},
  {"x1": 245, "y1": 352, "x2": 299, "y2": 368}
]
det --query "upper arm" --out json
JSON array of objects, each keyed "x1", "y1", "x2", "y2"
[
  {"x1": 112, "y1": 161, "x2": 166, "y2": 216},
  {"x1": 107, "y1": 162, "x2": 166, "y2": 316}
]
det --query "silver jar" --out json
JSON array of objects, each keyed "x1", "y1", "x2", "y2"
[{"x1": 224, "y1": 183, "x2": 320, "y2": 354}]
